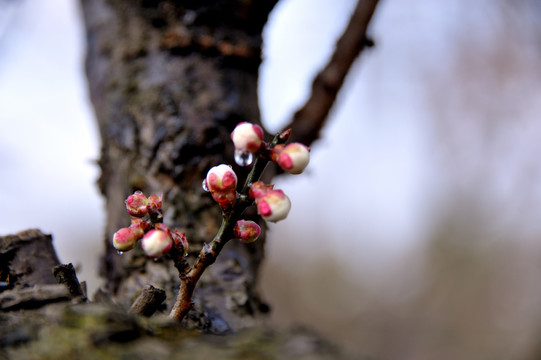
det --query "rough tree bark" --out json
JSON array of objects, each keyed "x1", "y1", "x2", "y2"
[
  {"x1": 81, "y1": 0, "x2": 278, "y2": 332},
  {"x1": 1, "y1": 1, "x2": 379, "y2": 358},
  {"x1": 80, "y1": 0, "x2": 379, "y2": 332}
]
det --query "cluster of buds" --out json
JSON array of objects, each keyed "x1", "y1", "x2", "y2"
[
  {"x1": 231, "y1": 122, "x2": 310, "y2": 174},
  {"x1": 112, "y1": 191, "x2": 188, "y2": 259},
  {"x1": 201, "y1": 122, "x2": 309, "y2": 227},
  {"x1": 112, "y1": 121, "x2": 310, "y2": 323}
]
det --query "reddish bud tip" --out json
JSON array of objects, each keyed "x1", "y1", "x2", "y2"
[
  {"x1": 171, "y1": 229, "x2": 189, "y2": 256},
  {"x1": 249, "y1": 180, "x2": 274, "y2": 199},
  {"x1": 125, "y1": 191, "x2": 148, "y2": 217},
  {"x1": 147, "y1": 193, "x2": 163, "y2": 214},
  {"x1": 234, "y1": 220, "x2": 261, "y2": 243},
  {"x1": 276, "y1": 143, "x2": 310, "y2": 175},
  {"x1": 256, "y1": 189, "x2": 291, "y2": 222},
  {"x1": 129, "y1": 218, "x2": 149, "y2": 239}
]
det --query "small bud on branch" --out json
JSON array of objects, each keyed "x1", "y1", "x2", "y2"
[
  {"x1": 141, "y1": 229, "x2": 173, "y2": 259},
  {"x1": 234, "y1": 220, "x2": 261, "y2": 243}
]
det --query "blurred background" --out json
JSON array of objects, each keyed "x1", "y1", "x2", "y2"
[{"x1": 1, "y1": 0, "x2": 541, "y2": 359}]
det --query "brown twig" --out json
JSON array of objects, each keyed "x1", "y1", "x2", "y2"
[
  {"x1": 285, "y1": 0, "x2": 379, "y2": 146},
  {"x1": 129, "y1": 285, "x2": 166, "y2": 316}
]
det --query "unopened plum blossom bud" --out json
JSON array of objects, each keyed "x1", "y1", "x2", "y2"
[
  {"x1": 141, "y1": 229, "x2": 173, "y2": 259},
  {"x1": 113, "y1": 227, "x2": 139, "y2": 252},
  {"x1": 206, "y1": 164, "x2": 238, "y2": 209},
  {"x1": 275, "y1": 143, "x2": 310, "y2": 175},
  {"x1": 234, "y1": 220, "x2": 261, "y2": 243},
  {"x1": 206, "y1": 164, "x2": 237, "y2": 192},
  {"x1": 130, "y1": 218, "x2": 150, "y2": 239},
  {"x1": 256, "y1": 189, "x2": 291, "y2": 223},
  {"x1": 125, "y1": 191, "x2": 148, "y2": 217},
  {"x1": 231, "y1": 122, "x2": 264, "y2": 153},
  {"x1": 147, "y1": 193, "x2": 163, "y2": 214},
  {"x1": 249, "y1": 180, "x2": 274, "y2": 199},
  {"x1": 171, "y1": 229, "x2": 189, "y2": 256}
]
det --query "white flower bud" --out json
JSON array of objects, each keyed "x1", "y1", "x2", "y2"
[
  {"x1": 277, "y1": 143, "x2": 310, "y2": 175},
  {"x1": 231, "y1": 122, "x2": 264, "y2": 153},
  {"x1": 141, "y1": 229, "x2": 172, "y2": 258},
  {"x1": 256, "y1": 189, "x2": 291, "y2": 222}
]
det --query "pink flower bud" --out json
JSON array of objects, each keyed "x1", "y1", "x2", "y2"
[
  {"x1": 231, "y1": 122, "x2": 264, "y2": 153},
  {"x1": 276, "y1": 143, "x2": 310, "y2": 174},
  {"x1": 125, "y1": 191, "x2": 148, "y2": 217},
  {"x1": 206, "y1": 164, "x2": 238, "y2": 209},
  {"x1": 249, "y1": 181, "x2": 274, "y2": 199},
  {"x1": 130, "y1": 218, "x2": 150, "y2": 238},
  {"x1": 206, "y1": 165, "x2": 237, "y2": 192},
  {"x1": 234, "y1": 220, "x2": 261, "y2": 243},
  {"x1": 256, "y1": 189, "x2": 291, "y2": 222},
  {"x1": 112, "y1": 227, "x2": 139, "y2": 252},
  {"x1": 141, "y1": 229, "x2": 173, "y2": 258}
]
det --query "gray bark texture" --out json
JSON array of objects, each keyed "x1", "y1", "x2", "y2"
[
  {"x1": 81, "y1": 0, "x2": 278, "y2": 331},
  {"x1": 0, "y1": 1, "x2": 381, "y2": 358}
]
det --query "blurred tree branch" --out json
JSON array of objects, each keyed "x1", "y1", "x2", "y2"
[{"x1": 286, "y1": 0, "x2": 379, "y2": 146}]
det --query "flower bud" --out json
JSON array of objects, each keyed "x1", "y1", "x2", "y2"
[
  {"x1": 141, "y1": 229, "x2": 173, "y2": 258},
  {"x1": 171, "y1": 229, "x2": 189, "y2": 256},
  {"x1": 249, "y1": 181, "x2": 274, "y2": 199},
  {"x1": 234, "y1": 220, "x2": 261, "y2": 243},
  {"x1": 206, "y1": 164, "x2": 237, "y2": 192},
  {"x1": 206, "y1": 164, "x2": 238, "y2": 209},
  {"x1": 113, "y1": 227, "x2": 139, "y2": 252},
  {"x1": 231, "y1": 122, "x2": 264, "y2": 153},
  {"x1": 256, "y1": 189, "x2": 291, "y2": 222},
  {"x1": 130, "y1": 218, "x2": 150, "y2": 238},
  {"x1": 147, "y1": 193, "x2": 162, "y2": 213},
  {"x1": 125, "y1": 191, "x2": 148, "y2": 217},
  {"x1": 276, "y1": 143, "x2": 310, "y2": 174}
]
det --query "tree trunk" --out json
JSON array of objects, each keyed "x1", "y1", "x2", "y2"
[{"x1": 81, "y1": 0, "x2": 277, "y2": 331}]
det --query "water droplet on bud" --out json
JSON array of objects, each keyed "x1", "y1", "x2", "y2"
[
  {"x1": 117, "y1": 250, "x2": 124, "y2": 255},
  {"x1": 152, "y1": 258, "x2": 158, "y2": 262},
  {"x1": 202, "y1": 179, "x2": 209, "y2": 192},
  {"x1": 234, "y1": 150, "x2": 254, "y2": 167}
]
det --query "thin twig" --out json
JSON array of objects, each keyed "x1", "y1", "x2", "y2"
[{"x1": 285, "y1": 0, "x2": 379, "y2": 146}]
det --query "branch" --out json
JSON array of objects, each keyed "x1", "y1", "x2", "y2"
[
  {"x1": 129, "y1": 285, "x2": 166, "y2": 317},
  {"x1": 285, "y1": 0, "x2": 379, "y2": 146}
]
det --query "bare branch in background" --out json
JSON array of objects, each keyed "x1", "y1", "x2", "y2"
[{"x1": 286, "y1": 0, "x2": 379, "y2": 146}]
